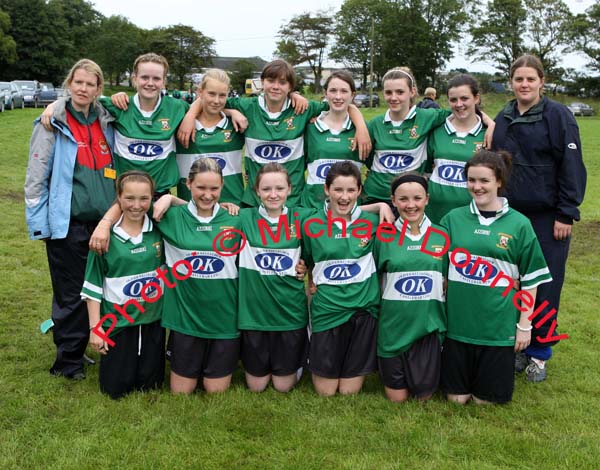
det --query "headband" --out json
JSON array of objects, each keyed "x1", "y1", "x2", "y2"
[{"x1": 391, "y1": 174, "x2": 428, "y2": 195}]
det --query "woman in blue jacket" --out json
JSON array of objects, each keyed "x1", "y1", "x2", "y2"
[
  {"x1": 25, "y1": 59, "x2": 116, "y2": 380},
  {"x1": 492, "y1": 54, "x2": 587, "y2": 382}
]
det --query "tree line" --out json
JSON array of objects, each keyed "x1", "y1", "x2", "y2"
[{"x1": 0, "y1": 0, "x2": 598, "y2": 92}]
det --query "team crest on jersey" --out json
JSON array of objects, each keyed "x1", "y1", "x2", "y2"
[
  {"x1": 219, "y1": 226, "x2": 235, "y2": 239},
  {"x1": 496, "y1": 232, "x2": 512, "y2": 250},
  {"x1": 222, "y1": 130, "x2": 232, "y2": 143},
  {"x1": 159, "y1": 118, "x2": 171, "y2": 131},
  {"x1": 153, "y1": 242, "x2": 162, "y2": 258},
  {"x1": 475, "y1": 142, "x2": 484, "y2": 152},
  {"x1": 429, "y1": 245, "x2": 445, "y2": 259},
  {"x1": 358, "y1": 237, "x2": 370, "y2": 248},
  {"x1": 347, "y1": 137, "x2": 355, "y2": 150},
  {"x1": 289, "y1": 223, "x2": 297, "y2": 238},
  {"x1": 409, "y1": 126, "x2": 419, "y2": 139},
  {"x1": 285, "y1": 117, "x2": 296, "y2": 131},
  {"x1": 99, "y1": 138, "x2": 110, "y2": 154}
]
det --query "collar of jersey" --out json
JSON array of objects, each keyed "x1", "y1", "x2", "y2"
[
  {"x1": 502, "y1": 96, "x2": 546, "y2": 124},
  {"x1": 258, "y1": 204, "x2": 289, "y2": 223},
  {"x1": 394, "y1": 213, "x2": 431, "y2": 241},
  {"x1": 187, "y1": 200, "x2": 220, "y2": 223},
  {"x1": 258, "y1": 94, "x2": 290, "y2": 117},
  {"x1": 195, "y1": 113, "x2": 228, "y2": 132},
  {"x1": 323, "y1": 201, "x2": 361, "y2": 227},
  {"x1": 444, "y1": 115, "x2": 482, "y2": 136},
  {"x1": 314, "y1": 111, "x2": 352, "y2": 134},
  {"x1": 112, "y1": 214, "x2": 153, "y2": 244},
  {"x1": 384, "y1": 106, "x2": 416, "y2": 126},
  {"x1": 469, "y1": 197, "x2": 509, "y2": 225},
  {"x1": 133, "y1": 93, "x2": 162, "y2": 118}
]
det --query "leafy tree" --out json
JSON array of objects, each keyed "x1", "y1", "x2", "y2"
[
  {"x1": 148, "y1": 24, "x2": 215, "y2": 89},
  {"x1": 88, "y1": 15, "x2": 144, "y2": 86},
  {"x1": 275, "y1": 11, "x2": 334, "y2": 92},
  {"x1": 569, "y1": 1, "x2": 600, "y2": 72},
  {"x1": 0, "y1": 0, "x2": 73, "y2": 82},
  {"x1": 229, "y1": 59, "x2": 257, "y2": 94},
  {"x1": 468, "y1": 0, "x2": 527, "y2": 74},
  {"x1": 524, "y1": 0, "x2": 572, "y2": 79},
  {"x1": 0, "y1": 8, "x2": 16, "y2": 67},
  {"x1": 330, "y1": 0, "x2": 387, "y2": 89},
  {"x1": 48, "y1": 0, "x2": 102, "y2": 58}
]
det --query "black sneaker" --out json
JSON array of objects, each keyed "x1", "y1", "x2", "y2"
[
  {"x1": 515, "y1": 352, "x2": 530, "y2": 374},
  {"x1": 50, "y1": 369, "x2": 86, "y2": 381}
]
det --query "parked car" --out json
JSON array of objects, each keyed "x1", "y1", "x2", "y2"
[
  {"x1": 39, "y1": 82, "x2": 58, "y2": 106},
  {"x1": 0, "y1": 81, "x2": 25, "y2": 110},
  {"x1": 354, "y1": 93, "x2": 379, "y2": 108},
  {"x1": 13, "y1": 80, "x2": 42, "y2": 107},
  {"x1": 567, "y1": 102, "x2": 595, "y2": 116}
]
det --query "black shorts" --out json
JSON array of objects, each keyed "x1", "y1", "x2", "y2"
[
  {"x1": 241, "y1": 328, "x2": 308, "y2": 377},
  {"x1": 99, "y1": 321, "x2": 166, "y2": 400},
  {"x1": 309, "y1": 310, "x2": 377, "y2": 379},
  {"x1": 378, "y1": 332, "x2": 441, "y2": 398},
  {"x1": 440, "y1": 338, "x2": 515, "y2": 404},
  {"x1": 168, "y1": 330, "x2": 239, "y2": 379}
]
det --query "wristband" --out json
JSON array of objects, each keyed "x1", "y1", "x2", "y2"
[{"x1": 516, "y1": 323, "x2": 532, "y2": 332}]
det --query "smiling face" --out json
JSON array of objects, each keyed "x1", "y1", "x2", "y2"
[
  {"x1": 467, "y1": 165, "x2": 502, "y2": 211},
  {"x1": 118, "y1": 181, "x2": 152, "y2": 225},
  {"x1": 256, "y1": 171, "x2": 291, "y2": 214},
  {"x1": 511, "y1": 66, "x2": 544, "y2": 109},
  {"x1": 132, "y1": 61, "x2": 166, "y2": 104},
  {"x1": 187, "y1": 171, "x2": 223, "y2": 216},
  {"x1": 448, "y1": 84, "x2": 479, "y2": 123},
  {"x1": 391, "y1": 182, "x2": 428, "y2": 225},
  {"x1": 68, "y1": 68, "x2": 100, "y2": 113},
  {"x1": 199, "y1": 78, "x2": 228, "y2": 118},
  {"x1": 325, "y1": 175, "x2": 361, "y2": 219},
  {"x1": 262, "y1": 76, "x2": 291, "y2": 111},
  {"x1": 383, "y1": 78, "x2": 415, "y2": 117},
  {"x1": 326, "y1": 77, "x2": 354, "y2": 113}
]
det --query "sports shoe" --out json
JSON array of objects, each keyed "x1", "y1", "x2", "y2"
[
  {"x1": 525, "y1": 360, "x2": 547, "y2": 382},
  {"x1": 515, "y1": 352, "x2": 529, "y2": 374}
]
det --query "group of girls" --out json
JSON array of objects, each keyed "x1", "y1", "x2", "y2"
[{"x1": 26, "y1": 51, "x2": 584, "y2": 403}]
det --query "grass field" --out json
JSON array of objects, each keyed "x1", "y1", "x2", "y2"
[{"x1": 1, "y1": 101, "x2": 599, "y2": 469}]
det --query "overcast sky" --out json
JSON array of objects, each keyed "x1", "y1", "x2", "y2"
[{"x1": 92, "y1": 0, "x2": 596, "y2": 74}]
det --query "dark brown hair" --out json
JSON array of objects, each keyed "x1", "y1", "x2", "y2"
[
  {"x1": 254, "y1": 162, "x2": 291, "y2": 192},
  {"x1": 324, "y1": 70, "x2": 356, "y2": 93},
  {"x1": 188, "y1": 158, "x2": 223, "y2": 183},
  {"x1": 465, "y1": 150, "x2": 513, "y2": 190},
  {"x1": 116, "y1": 170, "x2": 155, "y2": 197},
  {"x1": 509, "y1": 54, "x2": 544, "y2": 80},
  {"x1": 325, "y1": 161, "x2": 362, "y2": 189},
  {"x1": 261, "y1": 59, "x2": 296, "y2": 90}
]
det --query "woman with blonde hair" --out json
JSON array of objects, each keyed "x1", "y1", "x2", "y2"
[{"x1": 25, "y1": 58, "x2": 116, "y2": 380}]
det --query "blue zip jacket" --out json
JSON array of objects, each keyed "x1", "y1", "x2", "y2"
[
  {"x1": 24, "y1": 100, "x2": 115, "y2": 240},
  {"x1": 493, "y1": 96, "x2": 586, "y2": 222}
]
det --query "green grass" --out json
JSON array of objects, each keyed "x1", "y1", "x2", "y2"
[{"x1": 1, "y1": 104, "x2": 599, "y2": 469}]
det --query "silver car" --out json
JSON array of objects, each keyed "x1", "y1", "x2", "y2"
[
  {"x1": 567, "y1": 102, "x2": 594, "y2": 116},
  {"x1": 0, "y1": 81, "x2": 25, "y2": 110}
]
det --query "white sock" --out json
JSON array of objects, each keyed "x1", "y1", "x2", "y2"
[{"x1": 531, "y1": 358, "x2": 546, "y2": 369}]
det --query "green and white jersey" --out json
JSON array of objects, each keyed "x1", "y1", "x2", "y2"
[
  {"x1": 374, "y1": 216, "x2": 447, "y2": 357},
  {"x1": 426, "y1": 116, "x2": 485, "y2": 224},
  {"x1": 176, "y1": 114, "x2": 244, "y2": 204},
  {"x1": 440, "y1": 199, "x2": 552, "y2": 347},
  {"x1": 227, "y1": 95, "x2": 327, "y2": 207},
  {"x1": 364, "y1": 107, "x2": 449, "y2": 202},
  {"x1": 81, "y1": 215, "x2": 164, "y2": 337},
  {"x1": 301, "y1": 113, "x2": 362, "y2": 209},
  {"x1": 303, "y1": 205, "x2": 380, "y2": 333},
  {"x1": 100, "y1": 95, "x2": 188, "y2": 193},
  {"x1": 158, "y1": 201, "x2": 240, "y2": 339},
  {"x1": 238, "y1": 206, "x2": 314, "y2": 331}
]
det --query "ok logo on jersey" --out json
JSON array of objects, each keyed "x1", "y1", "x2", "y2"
[
  {"x1": 255, "y1": 253, "x2": 293, "y2": 273},
  {"x1": 324, "y1": 263, "x2": 361, "y2": 281},
  {"x1": 184, "y1": 255, "x2": 225, "y2": 274},
  {"x1": 457, "y1": 261, "x2": 498, "y2": 282},
  {"x1": 379, "y1": 153, "x2": 414, "y2": 171},
  {"x1": 254, "y1": 144, "x2": 292, "y2": 161},
  {"x1": 128, "y1": 142, "x2": 164, "y2": 158},
  {"x1": 394, "y1": 275, "x2": 433, "y2": 296},
  {"x1": 123, "y1": 276, "x2": 159, "y2": 297},
  {"x1": 316, "y1": 162, "x2": 333, "y2": 181},
  {"x1": 437, "y1": 164, "x2": 465, "y2": 183}
]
